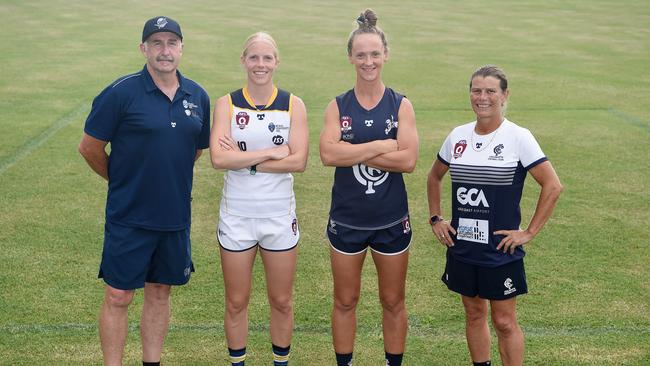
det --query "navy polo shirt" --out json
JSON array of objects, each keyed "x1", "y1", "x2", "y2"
[{"x1": 84, "y1": 65, "x2": 210, "y2": 231}]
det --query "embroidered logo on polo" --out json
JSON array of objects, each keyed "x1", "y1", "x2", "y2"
[
  {"x1": 340, "y1": 116, "x2": 352, "y2": 132},
  {"x1": 365, "y1": 119, "x2": 373, "y2": 127},
  {"x1": 384, "y1": 115, "x2": 398, "y2": 135},
  {"x1": 453, "y1": 140, "x2": 468, "y2": 159},
  {"x1": 155, "y1": 18, "x2": 168, "y2": 29},
  {"x1": 183, "y1": 99, "x2": 199, "y2": 117},
  {"x1": 236, "y1": 112, "x2": 250, "y2": 129},
  {"x1": 489, "y1": 143, "x2": 505, "y2": 161},
  {"x1": 352, "y1": 164, "x2": 388, "y2": 194}
]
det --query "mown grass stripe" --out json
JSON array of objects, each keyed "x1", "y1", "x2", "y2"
[{"x1": 0, "y1": 103, "x2": 90, "y2": 176}]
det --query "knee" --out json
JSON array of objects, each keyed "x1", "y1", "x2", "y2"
[
  {"x1": 269, "y1": 295, "x2": 293, "y2": 316},
  {"x1": 464, "y1": 306, "x2": 488, "y2": 326},
  {"x1": 379, "y1": 293, "x2": 405, "y2": 314},
  {"x1": 334, "y1": 294, "x2": 359, "y2": 313},
  {"x1": 144, "y1": 283, "x2": 171, "y2": 304},
  {"x1": 492, "y1": 314, "x2": 518, "y2": 336},
  {"x1": 104, "y1": 287, "x2": 134, "y2": 308},
  {"x1": 226, "y1": 295, "x2": 250, "y2": 317}
]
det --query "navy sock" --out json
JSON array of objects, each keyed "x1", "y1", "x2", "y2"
[
  {"x1": 272, "y1": 343, "x2": 291, "y2": 366},
  {"x1": 385, "y1": 351, "x2": 403, "y2": 366},
  {"x1": 335, "y1": 352, "x2": 353, "y2": 366},
  {"x1": 142, "y1": 363, "x2": 160, "y2": 366},
  {"x1": 228, "y1": 347, "x2": 246, "y2": 366},
  {"x1": 473, "y1": 361, "x2": 491, "y2": 366}
]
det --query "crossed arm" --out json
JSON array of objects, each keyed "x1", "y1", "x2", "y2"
[
  {"x1": 209, "y1": 95, "x2": 308, "y2": 173},
  {"x1": 318, "y1": 98, "x2": 418, "y2": 173}
]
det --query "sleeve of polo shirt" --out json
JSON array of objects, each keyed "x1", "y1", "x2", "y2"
[
  {"x1": 84, "y1": 86, "x2": 122, "y2": 142},
  {"x1": 196, "y1": 90, "x2": 211, "y2": 149},
  {"x1": 437, "y1": 133, "x2": 453, "y2": 166},
  {"x1": 519, "y1": 127, "x2": 547, "y2": 170}
]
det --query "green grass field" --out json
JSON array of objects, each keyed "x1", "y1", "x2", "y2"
[{"x1": 1, "y1": 0, "x2": 649, "y2": 364}]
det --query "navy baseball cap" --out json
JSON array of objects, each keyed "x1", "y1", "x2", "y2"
[{"x1": 142, "y1": 16, "x2": 183, "y2": 42}]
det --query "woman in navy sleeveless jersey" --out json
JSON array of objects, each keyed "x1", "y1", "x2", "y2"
[
  {"x1": 427, "y1": 65, "x2": 562, "y2": 366},
  {"x1": 210, "y1": 32, "x2": 308, "y2": 366},
  {"x1": 319, "y1": 9, "x2": 419, "y2": 366}
]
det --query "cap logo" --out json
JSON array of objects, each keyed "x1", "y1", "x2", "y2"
[{"x1": 155, "y1": 17, "x2": 168, "y2": 29}]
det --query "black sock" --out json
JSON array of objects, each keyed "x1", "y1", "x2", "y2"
[
  {"x1": 335, "y1": 352, "x2": 353, "y2": 366},
  {"x1": 473, "y1": 361, "x2": 491, "y2": 366},
  {"x1": 143, "y1": 362, "x2": 160, "y2": 366},
  {"x1": 272, "y1": 343, "x2": 290, "y2": 366},
  {"x1": 229, "y1": 347, "x2": 246, "y2": 366},
  {"x1": 385, "y1": 351, "x2": 403, "y2": 366}
]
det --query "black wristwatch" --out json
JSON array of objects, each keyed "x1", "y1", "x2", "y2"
[{"x1": 430, "y1": 215, "x2": 443, "y2": 225}]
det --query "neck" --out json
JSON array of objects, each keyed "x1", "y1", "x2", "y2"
[
  {"x1": 245, "y1": 82, "x2": 275, "y2": 105},
  {"x1": 354, "y1": 77, "x2": 385, "y2": 98},
  {"x1": 475, "y1": 116, "x2": 504, "y2": 134},
  {"x1": 146, "y1": 64, "x2": 178, "y2": 89}
]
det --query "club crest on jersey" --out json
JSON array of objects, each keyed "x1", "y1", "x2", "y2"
[
  {"x1": 453, "y1": 140, "x2": 468, "y2": 159},
  {"x1": 340, "y1": 116, "x2": 352, "y2": 132},
  {"x1": 489, "y1": 144, "x2": 505, "y2": 161},
  {"x1": 272, "y1": 135, "x2": 284, "y2": 145},
  {"x1": 236, "y1": 112, "x2": 250, "y2": 129},
  {"x1": 268, "y1": 122, "x2": 275, "y2": 132},
  {"x1": 384, "y1": 115, "x2": 398, "y2": 135},
  {"x1": 353, "y1": 164, "x2": 389, "y2": 194},
  {"x1": 291, "y1": 218, "x2": 298, "y2": 235},
  {"x1": 257, "y1": 113, "x2": 265, "y2": 120}
]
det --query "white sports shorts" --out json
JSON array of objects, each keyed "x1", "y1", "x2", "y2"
[{"x1": 217, "y1": 211, "x2": 300, "y2": 252}]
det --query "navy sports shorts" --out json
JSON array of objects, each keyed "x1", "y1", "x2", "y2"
[
  {"x1": 98, "y1": 221, "x2": 194, "y2": 290},
  {"x1": 441, "y1": 252, "x2": 527, "y2": 300},
  {"x1": 326, "y1": 217, "x2": 412, "y2": 255}
]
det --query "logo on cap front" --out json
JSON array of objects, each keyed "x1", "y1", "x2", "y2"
[{"x1": 155, "y1": 17, "x2": 168, "y2": 29}]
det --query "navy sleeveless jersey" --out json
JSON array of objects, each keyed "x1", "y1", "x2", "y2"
[{"x1": 329, "y1": 87, "x2": 409, "y2": 229}]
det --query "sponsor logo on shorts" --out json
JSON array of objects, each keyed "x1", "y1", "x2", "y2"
[
  {"x1": 328, "y1": 219, "x2": 337, "y2": 235},
  {"x1": 291, "y1": 218, "x2": 298, "y2": 235},
  {"x1": 503, "y1": 277, "x2": 517, "y2": 295},
  {"x1": 402, "y1": 218, "x2": 411, "y2": 234},
  {"x1": 453, "y1": 140, "x2": 467, "y2": 159},
  {"x1": 184, "y1": 266, "x2": 191, "y2": 277}
]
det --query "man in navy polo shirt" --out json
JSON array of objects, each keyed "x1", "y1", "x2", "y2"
[{"x1": 78, "y1": 16, "x2": 210, "y2": 366}]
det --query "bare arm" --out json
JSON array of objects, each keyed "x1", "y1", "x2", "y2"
[
  {"x1": 427, "y1": 159, "x2": 456, "y2": 246},
  {"x1": 363, "y1": 98, "x2": 419, "y2": 173},
  {"x1": 257, "y1": 95, "x2": 309, "y2": 173},
  {"x1": 319, "y1": 99, "x2": 397, "y2": 167},
  {"x1": 210, "y1": 95, "x2": 288, "y2": 170},
  {"x1": 78, "y1": 133, "x2": 109, "y2": 181},
  {"x1": 495, "y1": 160, "x2": 563, "y2": 253}
]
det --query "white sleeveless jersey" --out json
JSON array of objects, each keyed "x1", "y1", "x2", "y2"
[{"x1": 220, "y1": 87, "x2": 295, "y2": 218}]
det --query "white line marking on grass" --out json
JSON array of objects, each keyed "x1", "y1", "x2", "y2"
[
  {"x1": 0, "y1": 103, "x2": 90, "y2": 176},
  {"x1": 608, "y1": 108, "x2": 650, "y2": 132},
  {"x1": 2, "y1": 323, "x2": 649, "y2": 338}
]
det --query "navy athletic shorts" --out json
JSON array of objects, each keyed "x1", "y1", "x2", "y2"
[
  {"x1": 326, "y1": 217, "x2": 412, "y2": 255},
  {"x1": 441, "y1": 252, "x2": 527, "y2": 300},
  {"x1": 98, "y1": 221, "x2": 194, "y2": 290}
]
